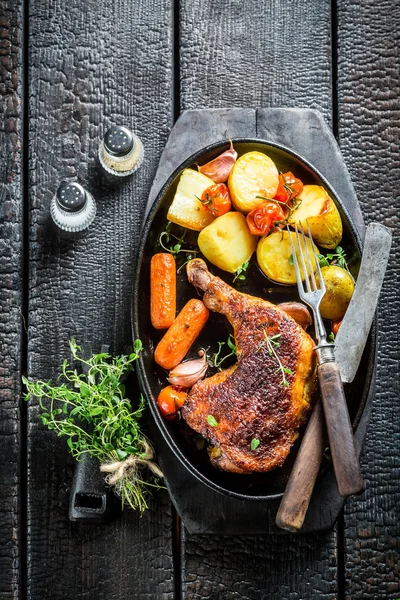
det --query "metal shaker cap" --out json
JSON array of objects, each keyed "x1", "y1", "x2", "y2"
[
  {"x1": 51, "y1": 181, "x2": 96, "y2": 232},
  {"x1": 103, "y1": 126, "x2": 134, "y2": 157},
  {"x1": 56, "y1": 181, "x2": 87, "y2": 213}
]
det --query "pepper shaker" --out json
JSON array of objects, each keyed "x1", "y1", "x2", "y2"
[
  {"x1": 98, "y1": 125, "x2": 144, "y2": 176},
  {"x1": 50, "y1": 181, "x2": 96, "y2": 232}
]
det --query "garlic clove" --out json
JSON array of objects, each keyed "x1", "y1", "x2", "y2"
[
  {"x1": 278, "y1": 302, "x2": 312, "y2": 330},
  {"x1": 198, "y1": 140, "x2": 238, "y2": 183},
  {"x1": 167, "y1": 350, "x2": 208, "y2": 388}
]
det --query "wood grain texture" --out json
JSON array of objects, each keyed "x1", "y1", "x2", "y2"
[
  {"x1": 181, "y1": 531, "x2": 338, "y2": 600},
  {"x1": 0, "y1": 0, "x2": 23, "y2": 598},
  {"x1": 336, "y1": 1, "x2": 400, "y2": 598},
  {"x1": 179, "y1": 2, "x2": 339, "y2": 598},
  {"x1": 179, "y1": 0, "x2": 332, "y2": 123},
  {"x1": 27, "y1": 0, "x2": 175, "y2": 598}
]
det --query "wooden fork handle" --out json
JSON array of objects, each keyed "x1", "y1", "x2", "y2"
[
  {"x1": 275, "y1": 400, "x2": 325, "y2": 532},
  {"x1": 318, "y1": 362, "x2": 364, "y2": 497}
]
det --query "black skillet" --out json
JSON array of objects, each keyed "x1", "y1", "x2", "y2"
[{"x1": 133, "y1": 139, "x2": 376, "y2": 502}]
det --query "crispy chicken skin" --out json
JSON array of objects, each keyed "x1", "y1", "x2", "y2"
[{"x1": 182, "y1": 258, "x2": 316, "y2": 474}]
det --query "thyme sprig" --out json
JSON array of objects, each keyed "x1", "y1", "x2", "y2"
[
  {"x1": 233, "y1": 261, "x2": 250, "y2": 283},
  {"x1": 318, "y1": 246, "x2": 349, "y2": 271},
  {"x1": 22, "y1": 339, "x2": 162, "y2": 513},
  {"x1": 208, "y1": 335, "x2": 237, "y2": 371},
  {"x1": 159, "y1": 222, "x2": 199, "y2": 258},
  {"x1": 257, "y1": 332, "x2": 293, "y2": 387}
]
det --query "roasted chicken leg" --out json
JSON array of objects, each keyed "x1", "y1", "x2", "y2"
[{"x1": 182, "y1": 258, "x2": 316, "y2": 474}]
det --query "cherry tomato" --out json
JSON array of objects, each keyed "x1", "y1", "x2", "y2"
[
  {"x1": 332, "y1": 320, "x2": 342, "y2": 336},
  {"x1": 274, "y1": 172, "x2": 304, "y2": 205},
  {"x1": 246, "y1": 201, "x2": 286, "y2": 236},
  {"x1": 201, "y1": 183, "x2": 231, "y2": 217},
  {"x1": 157, "y1": 385, "x2": 188, "y2": 421}
]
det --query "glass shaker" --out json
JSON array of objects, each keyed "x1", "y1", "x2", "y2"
[
  {"x1": 98, "y1": 125, "x2": 144, "y2": 176},
  {"x1": 50, "y1": 181, "x2": 96, "y2": 232}
]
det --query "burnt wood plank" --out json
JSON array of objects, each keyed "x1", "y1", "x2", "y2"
[
  {"x1": 0, "y1": 0, "x2": 23, "y2": 598},
  {"x1": 180, "y1": 0, "x2": 333, "y2": 123},
  {"x1": 27, "y1": 1, "x2": 175, "y2": 598},
  {"x1": 336, "y1": 1, "x2": 400, "y2": 598},
  {"x1": 179, "y1": 1, "x2": 339, "y2": 598}
]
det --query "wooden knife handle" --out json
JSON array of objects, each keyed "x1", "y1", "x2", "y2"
[
  {"x1": 318, "y1": 362, "x2": 364, "y2": 497},
  {"x1": 275, "y1": 400, "x2": 325, "y2": 532}
]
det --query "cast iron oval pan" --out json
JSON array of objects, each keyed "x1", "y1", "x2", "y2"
[{"x1": 133, "y1": 139, "x2": 376, "y2": 502}]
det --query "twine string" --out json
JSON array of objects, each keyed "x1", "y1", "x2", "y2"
[{"x1": 100, "y1": 440, "x2": 163, "y2": 485}]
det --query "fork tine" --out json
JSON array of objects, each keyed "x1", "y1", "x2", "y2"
[
  {"x1": 294, "y1": 224, "x2": 311, "y2": 293},
  {"x1": 287, "y1": 225, "x2": 304, "y2": 295},
  {"x1": 299, "y1": 221, "x2": 318, "y2": 292},
  {"x1": 305, "y1": 220, "x2": 326, "y2": 294}
]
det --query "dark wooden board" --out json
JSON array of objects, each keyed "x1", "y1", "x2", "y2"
[
  {"x1": 178, "y1": 1, "x2": 340, "y2": 597},
  {"x1": 336, "y1": 1, "x2": 400, "y2": 598},
  {"x1": 0, "y1": 1, "x2": 23, "y2": 598},
  {"x1": 26, "y1": 0, "x2": 176, "y2": 598}
]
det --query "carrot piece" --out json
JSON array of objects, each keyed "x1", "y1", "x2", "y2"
[
  {"x1": 154, "y1": 299, "x2": 209, "y2": 370},
  {"x1": 150, "y1": 253, "x2": 176, "y2": 329}
]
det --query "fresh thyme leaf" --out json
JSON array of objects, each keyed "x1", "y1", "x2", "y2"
[
  {"x1": 233, "y1": 261, "x2": 250, "y2": 283},
  {"x1": 288, "y1": 253, "x2": 294, "y2": 265},
  {"x1": 257, "y1": 331, "x2": 292, "y2": 387},
  {"x1": 207, "y1": 415, "x2": 219, "y2": 427},
  {"x1": 208, "y1": 335, "x2": 237, "y2": 370},
  {"x1": 317, "y1": 253, "x2": 330, "y2": 268},
  {"x1": 158, "y1": 222, "x2": 199, "y2": 258},
  {"x1": 227, "y1": 335, "x2": 237, "y2": 354},
  {"x1": 329, "y1": 332, "x2": 335, "y2": 343},
  {"x1": 250, "y1": 438, "x2": 260, "y2": 451},
  {"x1": 318, "y1": 247, "x2": 349, "y2": 271},
  {"x1": 22, "y1": 339, "x2": 162, "y2": 514}
]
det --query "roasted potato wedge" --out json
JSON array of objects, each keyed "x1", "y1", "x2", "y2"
[
  {"x1": 288, "y1": 185, "x2": 342, "y2": 249},
  {"x1": 167, "y1": 169, "x2": 215, "y2": 231},
  {"x1": 228, "y1": 151, "x2": 279, "y2": 213},
  {"x1": 198, "y1": 211, "x2": 257, "y2": 273},
  {"x1": 319, "y1": 265, "x2": 355, "y2": 320},
  {"x1": 257, "y1": 230, "x2": 319, "y2": 285}
]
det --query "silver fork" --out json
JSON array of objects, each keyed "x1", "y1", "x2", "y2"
[{"x1": 288, "y1": 222, "x2": 364, "y2": 497}]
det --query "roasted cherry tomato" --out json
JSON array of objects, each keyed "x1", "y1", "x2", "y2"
[
  {"x1": 200, "y1": 183, "x2": 231, "y2": 217},
  {"x1": 332, "y1": 320, "x2": 342, "y2": 336},
  {"x1": 246, "y1": 201, "x2": 286, "y2": 236},
  {"x1": 274, "y1": 172, "x2": 304, "y2": 204},
  {"x1": 157, "y1": 385, "x2": 188, "y2": 421}
]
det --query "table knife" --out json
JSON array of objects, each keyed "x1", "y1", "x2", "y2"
[{"x1": 276, "y1": 222, "x2": 392, "y2": 532}]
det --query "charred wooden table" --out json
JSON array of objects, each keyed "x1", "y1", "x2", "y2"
[{"x1": 1, "y1": 1, "x2": 399, "y2": 598}]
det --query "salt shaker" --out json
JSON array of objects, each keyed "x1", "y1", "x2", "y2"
[
  {"x1": 98, "y1": 125, "x2": 144, "y2": 176},
  {"x1": 50, "y1": 181, "x2": 96, "y2": 232}
]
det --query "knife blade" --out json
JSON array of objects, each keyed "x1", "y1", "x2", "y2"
[
  {"x1": 276, "y1": 221, "x2": 392, "y2": 532},
  {"x1": 335, "y1": 222, "x2": 392, "y2": 382}
]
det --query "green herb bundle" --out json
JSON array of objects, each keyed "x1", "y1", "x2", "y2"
[{"x1": 22, "y1": 339, "x2": 162, "y2": 514}]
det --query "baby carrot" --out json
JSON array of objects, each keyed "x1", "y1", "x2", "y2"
[
  {"x1": 154, "y1": 299, "x2": 209, "y2": 370},
  {"x1": 150, "y1": 253, "x2": 176, "y2": 329}
]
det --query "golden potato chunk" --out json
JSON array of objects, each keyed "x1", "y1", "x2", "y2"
[
  {"x1": 319, "y1": 265, "x2": 355, "y2": 320},
  {"x1": 288, "y1": 185, "x2": 342, "y2": 249},
  {"x1": 167, "y1": 169, "x2": 215, "y2": 231},
  {"x1": 228, "y1": 151, "x2": 279, "y2": 213},
  {"x1": 198, "y1": 212, "x2": 257, "y2": 273},
  {"x1": 257, "y1": 230, "x2": 319, "y2": 285}
]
